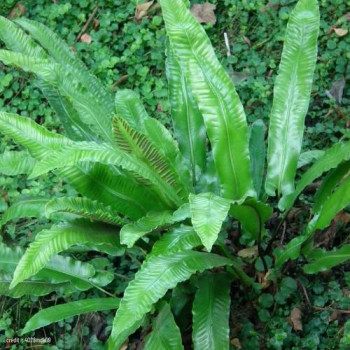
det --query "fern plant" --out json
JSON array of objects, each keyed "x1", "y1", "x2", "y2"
[{"x1": 0, "y1": 0, "x2": 349, "y2": 348}]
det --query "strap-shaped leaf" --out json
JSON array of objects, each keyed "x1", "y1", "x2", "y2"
[
  {"x1": 63, "y1": 163, "x2": 161, "y2": 220},
  {"x1": 249, "y1": 120, "x2": 266, "y2": 198},
  {"x1": 22, "y1": 298, "x2": 120, "y2": 335},
  {"x1": 0, "y1": 244, "x2": 110, "y2": 295},
  {"x1": 150, "y1": 226, "x2": 202, "y2": 257},
  {"x1": 31, "y1": 142, "x2": 182, "y2": 208},
  {"x1": 15, "y1": 17, "x2": 114, "y2": 115},
  {"x1": 189, "y1": 193, "x2": 231, "y2": 251},
  {"x1": 192, "y1": 273, "x2": 231, "y2": 350},
  {"x1": 276, "y1": 174, "x2": 350, "y2": 268},
  {"x1": 38, "y1": 80, "x2": 93, "y2": 141},
  {"x1": 0, "y1": 17, "x2": 95, "y2": 141},
  {"x1": 144, "y1": 303, "x2": 184, "y2": 350},
  {"x1": 0, "y1": 273, "x2": 72, "y2": 298},
  {"x1": 265, "y1": 0, "x2": 320, "y2": 197},
  {"x1": 313, "y1": 160, "x2": 350, "y2": 213},
  {"x1": 0, "y1": 112, "x2": 155, "y2": 219},
  {"x1": 10, "y1": 220, "x2": 124, "y2": 289},
  {"x1": 279, "y1": 141, "x2": 350, "y2": 211},
  {"x1": 0, "y1": 16, "x2": 46, "y2": 58},
  {"x1": 45, "y1": 197, "x2": 126, "y2": 226},
  {"x1": 0, "y1": 198, "x2": 48, "y2": 228},
  {"x1": 0, "y1": 151, "x2": 35, "y2": 176},
  {"x1": 303, "y1": 245, "x2": 350, "y2": 274},
  {"x1": 312, "y1": 174, "x2": 350, "y2": 231},
  {"x1": 0, "y1": 50, "x2": 113, "y2": 144},
  {"x1": 166, "y1": 42, "x2": 206, "y2": 183},
  {"x1": 160, "y1": 0, "x2": 254, "y2": 201},
  {"x1": 113, "y1": 116, "x2": 187, "y2": 201},
  {"x1": 108, "y1": 251, "x2": 232, "y2": 349},
  {"x1": 121, "y1": 204, "x2": 190, "y2": 248},
  {"x1": 297, "y1": 149, "x2": 324, "y2": 169},
  {"x1": 274, "y1": 236, "x2": 307, "y2": 269},
  {"x1": 0, "y1": 112, "x2": 72, "y2": 159},
  {"x1": 230, "y1": 198, "x2": 273, "y2": 240},
  {"x1": 115, "y1": 90, "x2": 191, "y2": 191}
]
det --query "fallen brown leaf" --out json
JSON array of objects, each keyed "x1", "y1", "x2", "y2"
[
  {"x1": 191, "y1": 2, "x2": 216, "y2": 25},
  {"x1": 80, "y1": 33, "x2": 92, "y2": 44},
  {"x1": 237, "y1": 246, "x2": 258, "y2": 259},
  {"x1": 93, "y1": 18, "x2": 100, "y2": 29},
  {"x1": 231, "y1": 338, "x2": 242, "y2": 349},
  {"x1": 8, "y1": 3, "x2": 26, "y2": 19},
  {"x1": 135, "y1": 1, "x2": 154, "y2": 20},
  {"x1": 289, "y1": 307, "x2": 303, "y2": 332},
  {"x1": 334, "y1": 27, "x2": 348, "y2": 37},
  {"x1": 243, "y1": 35, "x2": 251, "y2": 47},
  {"x1": 334, "y1": 211, "x2": 350, "y2": 225},
  {"x1": 329, "y1": 311, "x2": 340, "y2": 323}
]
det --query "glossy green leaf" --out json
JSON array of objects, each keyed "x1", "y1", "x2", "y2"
[
  {"x1": 45, "y1": 197, "x2": 126, "y2": 226},
  {"x1": 150, "y1": 226, "x2": 202, "y2": 257},
  {"x1": 192, "y1": 273, "x2": 231, "y2": 350},
  {"x1": 166, "y1": 42, "x2": 206, "y2": 183},
  {"x1": 274, "y1": 236, "x2": 307, "y2": 269},
  {"x1": 22, "y1": 298, "x2": 120, "y2": 334},
  {"x1": 0, "y1": 198, "x2": 48, "y2": 228},
  {"x1": 0, "y1": 16, "x2": 46, "y2": 58},
  {"x1": 0, "y1": 243, "x2": 109, "y2": 295},
  {"x1": 0, "y1": 151, "x2": 35, "y2": 176},
  {"x1": 297, "y1": 149, "x2": 324, "y2": 169},
  {"x1": 113, "y1": 116, "x2": 187, "y2": 202},
  {"x1": 38, "y1": 80, "x2": 93, "y2": 141},
  {"x1": 0, "y1": 112, "x2": 72, "y2": 159},
  {"x1": 0, "y1": 273, "x2": 71, "y2": 298},
  {"x1": 63, "y1": 163, "x2": 161, "y2": 220},
  {"x1": 15, "y1": 17, "x2": 114, "y2": 115},
  {"x1": 121, "y1": 204, "x2": 190, "y2": 248},
  {"x1": 0, "y1": 113, "x2": 150, "y2": 219},
  {"x1": 312, "y1": 174, "x2": 350, "y2": 231},
  {"x1": 230, "y1": 198, "x2": 272, "y2": 240},
  {"x1": 249, "y1": 120, "x2": 266, "y2": 197},
  {"x1": 0, "y1": 49, "x2": 113, "y2": 144},
  {"x1": 313, "y1": 160, "x2": 350, "y2": 213},
  {"x1": 31, "y1": 142, "x2": 182, "y2": 208},
  {"x1": 10, "y1": 220, "x2": 123, "y2": 289},
  {"x1": 279, "y1": 141, "x2": 350, "y2": 211},
  {"x1": 303, "y1": 245, "x2": 350, "y2": 274},
  {"x1": 189, "y1": 192, "x2": 231, "y2": 251},
  {"x1": 108, "y1": 251, "x2": 231, "y2": 349},
  {"x1": 144, "y1": 303, "x2": 184, "y2": 350},
  {"x1": 160, "y1": 0, "x2": 254, "y2": 201},
  {"x1": 266, "y1": 0, "x2": 320, "y2": 197},
  {"x1": 115, "y1": 89, "x2": 191, "y2": 192}
]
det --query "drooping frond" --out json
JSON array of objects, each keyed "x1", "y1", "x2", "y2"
[
  {"x1": 0, "y1": 151, "x2": 35, "y2": 176},
  {"x1": 10, "y1": 220, "x2": 124, "y2": 289},
  {"x1": 108, "y1": 251, "x2": 232, "y2": 349},
  {"x1": 45, "y1": 197, "x2": 127, "y2": 226},
  {"x1": 0, "y1": 198, "x2": 48, "y2": 228},
  {"x1": 31, "y1": 141, "x2": 183, "y2": 208},
  {"x1": 120, "y1": 203, "x2": 190, "y2": 248},
  {"x1": 22, "y1": 298, "x2": 120, "y2": 335}
]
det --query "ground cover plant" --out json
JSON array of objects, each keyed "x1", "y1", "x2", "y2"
[{"x1": 0, "y1": 0, "x2": 350, "y2": 349}]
